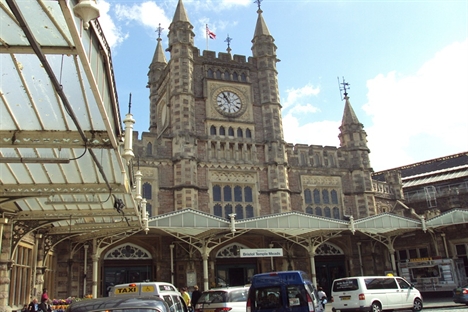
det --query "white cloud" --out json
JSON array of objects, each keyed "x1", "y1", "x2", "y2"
[
  {"x1": 363, "y1": 39, "x2": 468, "y2": 171},
  {"x1": 281, "y1": 83, "x2": 340, "y2": 146},
  {"x1": 115, "y1": 1, "x2": 171, "y2": 31},
  {"x1": 282, "y1": 84, "x2": 320, "y2": 110},
  {"x1": 97, "y1": 0, "x2": 128, "y2": 48}
]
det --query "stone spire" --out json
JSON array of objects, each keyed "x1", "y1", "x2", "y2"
[
  {"x1": 338, "y1": 95, "x2": 371, "y2": 170},
  {"x1": 172, "y1": 0, "x2": 189, "y2": 23},
  {"x1": 167, "y1": 0, "x2": 194, "y2": 51},
  {"x1": 148, "y1": 24, "x2": 167, "y2": 131}
]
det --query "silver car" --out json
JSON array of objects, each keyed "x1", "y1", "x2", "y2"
[{"x1": 194, "y1": 286, "x2": 249, "y2": 312}]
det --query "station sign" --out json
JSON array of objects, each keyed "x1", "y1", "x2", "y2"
[{"x1": 240, "y1": 248, "x2": 283, "y2": 258}]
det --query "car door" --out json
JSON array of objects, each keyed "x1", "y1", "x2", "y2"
[{"x1": 396, "y1": 277, "x2": 414, "y2": 309}]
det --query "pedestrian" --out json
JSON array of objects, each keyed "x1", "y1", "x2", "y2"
[
  {"x1": 41, "y1": 288, "x2": 49, "y2": 303},
  {"x1": 28, "y1": 298, "x2": 39, "y2": 312},
  {"x1": 180, "y1": 287, "x2": 191, "y2": 310},
  {"x1": 191, "y1": 285, "x2": 202, "y2": 307},
  {"x1": 317, "y1": 287, "x2": 327, "y2": 309}
]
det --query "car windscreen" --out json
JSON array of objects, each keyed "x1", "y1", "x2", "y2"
[
  {"x1": 227, "y1": 289, "x2": 248, "y2": 302},
  {"x1": 332, "y1": 279, "x2": 359, "y2": 292},
  {"x1": 198, "y1": 291, "x2": 228, "y2": 303}
]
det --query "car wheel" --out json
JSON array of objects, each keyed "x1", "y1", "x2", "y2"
[
  {"x1": 412, "y1": 298, "x2": 423, "y2": 311},
  {"x1": 370, "y1": 302, "x2": 382, "y2": 312}
]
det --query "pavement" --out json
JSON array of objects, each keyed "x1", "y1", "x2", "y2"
[{"x1": 326, "y1": 292, "x2": 466, "y2": 311}]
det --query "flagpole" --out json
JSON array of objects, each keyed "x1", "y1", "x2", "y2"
[{"x1": 206, "y1": 24, "x2": 209, "y2": 50}]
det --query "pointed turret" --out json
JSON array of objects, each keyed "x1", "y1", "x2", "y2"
[
  {"x1": 338, "y1": 95, "x2": 371, "y2": 170},
  {"x1": 148, "y1": 25, "x2": 167, "y2": 131},
  {"x1": 172, "y1": 0, "x2": 189, "y2": 23},
  {"x1": 168, "y1": 0, "x2": 194, "y2": 51},
  {"x1": 253, "y1": 8, "x2": 271, "y2": 38}
]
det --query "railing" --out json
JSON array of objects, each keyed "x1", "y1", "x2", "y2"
[{"x1": 404, "y1": 181, "x2": 468, "y2": 203}]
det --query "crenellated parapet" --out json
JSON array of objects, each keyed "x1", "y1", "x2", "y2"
[{"x1": 285, "y1": 143, "x2": 342, "y2": 168}]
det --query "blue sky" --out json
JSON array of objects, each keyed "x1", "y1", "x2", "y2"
[{"x1": 97, "y1": 0, "x2": 468, "y2": 172}]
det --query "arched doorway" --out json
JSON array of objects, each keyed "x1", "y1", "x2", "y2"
[
  {"x1": 102, "y1": 243, "x2": 153, "y2": 296},
  {"x1": 215, "y1": 243, "x2": 257, "y2": 287},
  {"x1": 314, "y1": 242, "x2": 346, "y2": 296}
]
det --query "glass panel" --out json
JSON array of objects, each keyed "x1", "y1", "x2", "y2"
[
  {"x1": 331, "y1": 190, "x2": 338, "y2": 204},
  {"x1": 315, "y1": 207, "x2": 322, "y2": 216},
  {"x1": 225, "y1": 204, "x2": 233, "y2": 217},
  {"x1": 214, "y1": 204, "x2": 222, "y2": 217},
  {"x1": 246, "y1": 129, "x2": 251, "y2": 138},
  {"x1": 322, "y1": 190, "x2": 329, "y2": 204},
  {"x1": 333, "y1": 207, "x2": 340, "y2": 219},
  {"x1": 223, "y1": 186, "x2": 232, "y2": 201},
  {"x1": 304, "y1": 189, "x2": 312, "y2": 204},
  {"x1": 306, "y1": 207, "x2": 313, "y2": 214},
  {"x1": 210, "y1": 125, "x2": 216, "y2": 135},
  {"x1": 237, "y1": 128, "x2": 243, "y2": 137},
  {"x1": 234, "y1": 186, "x2": 242, "y2": 202},
  {"x1": 313, "y1": 189, "x2": 320, "y2": 204},
  {"x1": 143, "y1": 183, "x2": 152, "y2": 199},
  {"x1": 228, "y1": 127, "x2": 234, "y2": 136},
  {"x1": 244, "y1": 187, "x2": 253, "y2": 202},
  {"x1": 235, "y1": 205, "x2": 244, "y2": 219},
  {"x1": 324, "y1": 207, "x2": 331, "y2": 218},
  {"x1": 213, "y1": 185, "x2": 221, "y2": 201},
  {"x1": 246, "y1": 205, "x2": 254, "y2": 218},
  {"x1": 220, "y1": 126, "x2": 225, "y2": 135}
]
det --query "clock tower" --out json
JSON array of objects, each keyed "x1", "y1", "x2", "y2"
[{"x1": 143, "y1": 0, "x2": 291, "y2": 216}]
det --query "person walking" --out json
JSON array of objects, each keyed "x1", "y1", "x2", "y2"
[
  {"x1": 191, "y1": 285, "x2": 202, "y2": 307},
  {"x1": 181, "y1": 287, "x2": 191, "y2": 310},
  {"x1": 317, "y1": 287, "x2": 327, "y2": 309},
  {"x1": 41, "y1": 288, "x2": 49, "y2": 303}
]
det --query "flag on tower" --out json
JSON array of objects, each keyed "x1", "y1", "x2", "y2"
[{"x1": 206, "y1": 25, "x2": 216, "y2": 39}]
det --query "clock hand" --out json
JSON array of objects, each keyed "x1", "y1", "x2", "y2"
[{"x1": 222, "y1": 92, "x2": 231, "y2": 104}]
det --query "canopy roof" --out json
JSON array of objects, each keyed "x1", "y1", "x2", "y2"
[{"x1": 0, "y1": 0, "x2": 142, "y2": 245}]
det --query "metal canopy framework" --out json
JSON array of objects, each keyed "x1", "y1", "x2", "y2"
[{"x1": 0, "y1": 0, "x2": 143, "y2": 247}]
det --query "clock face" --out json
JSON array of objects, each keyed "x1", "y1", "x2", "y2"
[{"x1": 216, "y1": 91, "x2": 242, "y2": 114}]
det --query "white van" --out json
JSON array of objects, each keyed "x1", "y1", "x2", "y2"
[{"x1": 331, "y1": 276, "x2": 423, "y2": 312}]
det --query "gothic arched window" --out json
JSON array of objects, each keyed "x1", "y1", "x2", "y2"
[
  {"x1": 235, "y1": 204, "x2": 244, "y2": 219},
  {"x1": 146, "y1": 142, "x2": 152, "y2": 156},
  {"x1": 143, "y1": 183, "x2": 152, "y2": 199},
  {"x1": 213, "y1": 185, "x2": 221, "y2": 201},
  {"x1": 323, "y1": 190, "x2": 330, "y2": 204},
  {"x1": 331, "y1": 190, "x2": 338, "y2": 204},
  {"x1": 333, "y1": 207, "x2": 340, "y2": 219},
  {"x1": 237, "y1": 128, "x2": 243, "y2": 137},
  {"x1": 233, "y1": 72, "x2": 238, "y2": 81},
  {"x1": 306, "y1": 206, "x2": 313, "y2": 214},
  {"x1": 224, "y1": 71, "x2": 230, "y2": 80},
  {"x1": 216, "y1": 70, "x2": 222, "y2": 79},
  {"x1": 234, "y1": 186, "x2": 242, "y2": 202},
  {"x1": 315, "y1": 207, "x2": 322, "y2": 216},
  {"x1": 304, "y1": 189, "x2": 312, "y2": 204},
  {"x1": 246, "y1": 129, "x2": 252, "y2": 138},
  {"x1": 210, "y1": 125, "x2": 217, "y2": 135},
  {"x1": 223, "y1": 185, "x2": 232, "y2": 201},
  {"x1": 313, "y1": 189, "x2": 321, "y2": 204},
  {"x1": 228, "y1": 127, "x2": 234, "y2": 136},
  {"x1": 324, "y1": 207, "x2": 331, "y2": 218},
  {"x1": 214, "y1": 204, "x2": 222, "y2": 217},
  {"x1": 241, "y1": 73, "x2": 247, "y2": 82},
  {"x1": 207, "y1": 69, "x2": 214, "y2": 78},
  {"x1": 219, "y1": 126, "x2": 225, "y2": 135}
]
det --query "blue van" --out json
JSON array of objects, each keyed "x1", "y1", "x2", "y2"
[{"x1": 247, "y1": 271, "x2": 324, "y2": 312}]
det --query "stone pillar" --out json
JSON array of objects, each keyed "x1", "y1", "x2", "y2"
[
  {"x1": 91, "y1": 254, "x2": 99, "y2": 298},
  {"x1": 0, "y1": 218, "x2": 12, "y2": 312}
]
